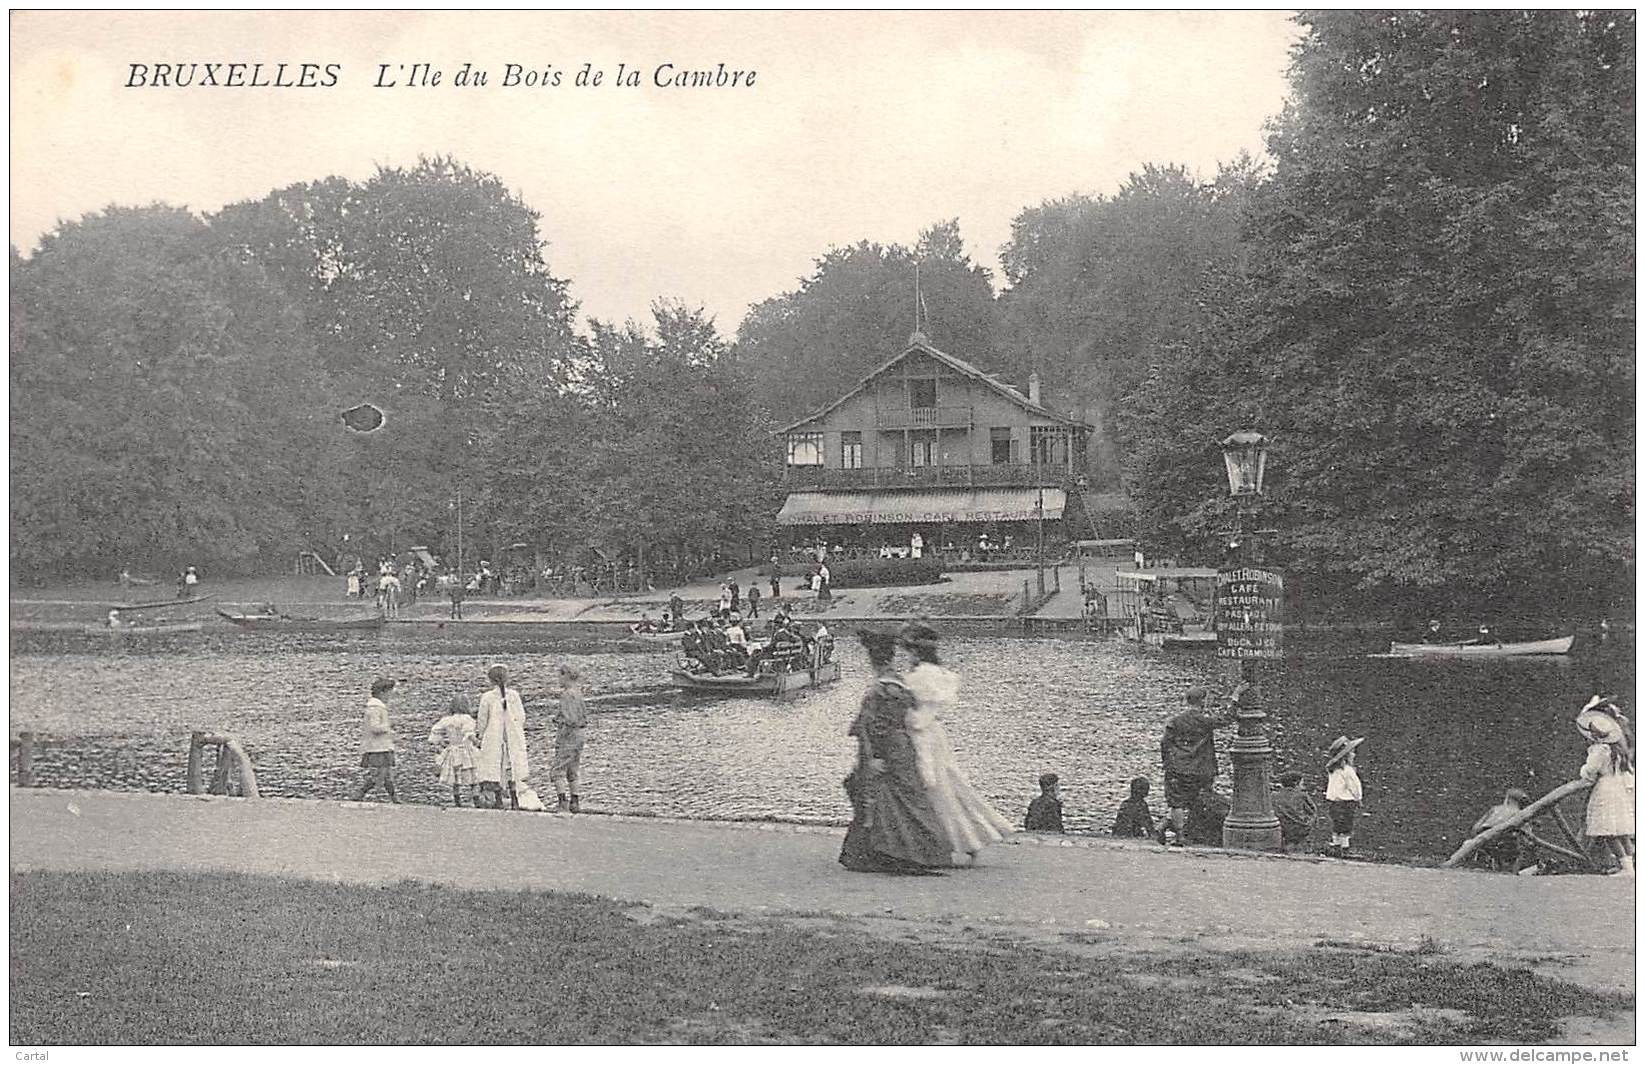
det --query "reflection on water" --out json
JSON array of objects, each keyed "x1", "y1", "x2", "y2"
[{"x1": 8, "y1": 628, "x2": 1632, "y2": 862}]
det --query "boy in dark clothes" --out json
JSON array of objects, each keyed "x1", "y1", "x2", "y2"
[
  {"x1": 1025, "y1": 772, "x2": 1064, "y2": 833},
  {"x1": 1112, "y1": 776, "x2": 1155, "y2": 838}
]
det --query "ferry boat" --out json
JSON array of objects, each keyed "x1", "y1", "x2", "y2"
[{"x1": 671, "y1": 659, "x2": 842, "y2": 695}]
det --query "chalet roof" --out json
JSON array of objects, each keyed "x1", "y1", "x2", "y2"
[{"x1": 777, "y1": 333, "x2": 1091, "y2": 434}]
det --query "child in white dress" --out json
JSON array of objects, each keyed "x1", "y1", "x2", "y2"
[
  {"x1": 428, "y1": 695, "x2": 479, "y2": 807},
  {"x1": 1323, "y1": 735, "x2": 1365, "y2": 857},
  {"x1": 1576, "y1": 696, "x2": 1635, "y2": 877}
]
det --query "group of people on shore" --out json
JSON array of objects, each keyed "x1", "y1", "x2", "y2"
[{"x1": 350, "y1": 663, "x2": 591, "y2": 815}]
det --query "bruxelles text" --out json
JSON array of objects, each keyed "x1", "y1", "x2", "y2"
[{"x1": 125, "y1": 61, "x2": 756, "y2": 90}]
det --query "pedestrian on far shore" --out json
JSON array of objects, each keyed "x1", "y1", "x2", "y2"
[
  {"x1": 1159, "y1": 685, "x2": 1238, "y2": 846},
  {"x1": 1024, "y1": 772, "x2": 1064, "y2": 833},
  {"x1": 551, "y1": 665, "x2": 590, "y2": 813},
  {"x1": 1323, "y1": 735, "x2": 1365, "y2": 857},
  {"x1": 447, "y1": 574, "x2": 466, "y2": 620},
  {"x1": 350, "y1": 677, "x2": 399, "y2": 803}
]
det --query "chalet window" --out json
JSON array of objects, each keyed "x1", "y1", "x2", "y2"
[
  {"x1": 1031, "y1": 426, "x2": 1066, "y2": 467},
  {"x1": 787, "y1": 432, "x2": 824, "y2": 467},
  {"x1": 841, "y1": 431, "x2": 863, "y2": 469},
  {"x1": 909, "y1": 379, "x2": 937, "y2": 410},
  {"x1": 991, "y1": 427, "x2": 1015, "y2": 465}
]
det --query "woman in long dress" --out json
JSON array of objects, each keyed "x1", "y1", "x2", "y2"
[
  {"x1": 896, "y1": 620, "x2": 1014, "y2": 864},
  {"x1": 1576, "y1": 696, "x2": 1635, "y2": 876},
  {"x1": 476, "y1": 663, "x2": 530, "y2": 810},
  {"x1": 839, "y1": 630, "x2": 952, "y2": 874}
]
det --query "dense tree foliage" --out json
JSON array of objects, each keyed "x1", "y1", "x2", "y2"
[
  {"x1": 736, "y1": 220, "x2": 998, "y2": 427},
  {"x1": 995, "y1": 161, "x2": 1261, "y2": 485},
  {"x1": 1125, "y1": 10, "x2": 1634, "y2": 608}
]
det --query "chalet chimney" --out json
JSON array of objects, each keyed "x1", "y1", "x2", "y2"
[{"x1": 1028, "y1": 372, "x2": 1042, "y2": 406}]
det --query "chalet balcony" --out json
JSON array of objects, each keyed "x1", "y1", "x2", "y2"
[
  {"x1": 783, "y1": 463, "x2": 1066, "y2": 489},
  {"x1": 874, "y1": 405, "x2": 974, "y2": 429}
]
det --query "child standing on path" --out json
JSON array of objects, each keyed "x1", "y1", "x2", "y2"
[
  {"x1": 428, "y1": 695, "x2": 479, "y2": 807},
  {"x1": 551, "y1": 665, "x2": 590, "y2": 813},
  {"x1": 1576, "y1": 695, "x2": 1635, "y2": 877},
  {"x1": 1323, "y1": 736, "x2": 1364, "y2": 857},
  {"x1": 351, "y1": 677, "x2": 399, "y2": 803}
]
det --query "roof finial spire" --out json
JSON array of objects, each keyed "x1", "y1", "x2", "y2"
[{"x1": 909, "y1": 260, "x2": 929, "y2": 346}]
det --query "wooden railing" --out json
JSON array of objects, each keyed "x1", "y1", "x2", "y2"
[
  {"x1": 785, "y1": 464, "x2": 1068, "y2": 489},
  {"x1": 874, "y1": 405, "x2": 974, "y2": 428}
]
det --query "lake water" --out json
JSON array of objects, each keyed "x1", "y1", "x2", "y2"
[{"x1": 8, "y1": 627, "x2": 1632, "y2": 863}]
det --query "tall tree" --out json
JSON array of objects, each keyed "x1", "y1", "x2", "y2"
[
  {"x1": 1127, "y1": 10, "x2": 1635, "y2": 608},
  {"x1": 586, "y1": 302, "x2": 779, "y2": 579},
  {"x1": 996, "y1": 160, "x2": 1260, "y2": 486},
  {"x1": 736, "y1": 220, "x2": 998, "y2": 427},
  {"x1": 11, "y1": 206, "x2": 336, "y2": 576}
]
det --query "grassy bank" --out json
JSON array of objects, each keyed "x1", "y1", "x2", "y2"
[{"x1": 10, "y1": 870, "x2": 1628, "y2": 1045}]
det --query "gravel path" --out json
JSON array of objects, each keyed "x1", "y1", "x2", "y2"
[{"x1": 10, "y1": 787, "x2": 1633, "y2": 995}]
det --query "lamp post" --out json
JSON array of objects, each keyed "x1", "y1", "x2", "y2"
[
  {"x1": 1035, "y1": 440, "x2": 1046, "y2": 597},
  {"x1": 1217, "y1": 430, "x2": 1283, "y2": 852}
]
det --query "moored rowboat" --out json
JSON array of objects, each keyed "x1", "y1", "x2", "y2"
[
  {"x1": 218, "y1": 611, "x2": 386, "y2": 632},
  {"x1": 1389, "y1": 635, "x2": 1575, "y2": 658},
  {"x1": 86, "y1": 621, "x2": 204, "y2": 636},
  {"x1": 630, "y1": 629, "x2": 687, "y2": 643}
]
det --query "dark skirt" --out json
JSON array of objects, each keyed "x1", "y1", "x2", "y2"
[
  {"x1": 838, "y1": 757, "x2": 951, "y2": 872},
  {"x1": 359, "y1": 751, "x2": 395, "y2": 768}
]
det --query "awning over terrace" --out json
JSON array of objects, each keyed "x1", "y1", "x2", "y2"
[{"x1": 776, "y1": 487, "x2": 1067, "y2": 526}]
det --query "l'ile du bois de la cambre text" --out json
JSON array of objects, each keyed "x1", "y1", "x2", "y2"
[{"x1": 123, "y1": 62, "x2": 758, "y2": 90}]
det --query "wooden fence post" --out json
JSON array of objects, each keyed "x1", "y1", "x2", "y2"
[
  {"x1": 210, "y1": 745, "x2": 232, "y2": 795},
  {"x1": 186, "y1": 731, "x2": 205, "y2": 794},
  {"x1": 15, "y1": 732, "x2": 34, "y2": 787}
]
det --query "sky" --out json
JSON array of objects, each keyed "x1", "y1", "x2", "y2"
[{"x1": 10, "y1": 11, "x2": 1301, "y2": 331}]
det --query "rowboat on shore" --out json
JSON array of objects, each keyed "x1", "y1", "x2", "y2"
[
  {"x1": 672, "y1": 660, "x2": 841, "y2": 696},
  {"x1": 218, "y1": 610, "x2": 386, "y2": 633},
  {"x1": 629, "y1": 628, "x2": 687, "y2": 643},
  {"x1": 1388, "y1": 635, "x2": 1575, "y2": 658},
  {"x1": 86, "y1": 621, "x2": 204, "y2": 636},
  {"x1": 114, "y1": 593, "x2": 216, "y2": 612}
]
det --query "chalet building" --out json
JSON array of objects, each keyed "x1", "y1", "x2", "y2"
[{"x1": 776, "y1": 332, "x2": 1094, "y2": 555}]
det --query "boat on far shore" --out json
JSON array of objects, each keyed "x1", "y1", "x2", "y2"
[
  {"x1": 86, "y1": 620, "x2": 204, "y2": 636},
  {"x1": 1388, "y1": 635, "x2": 1575, "y2": 658},
  {"x1": 218, "y1": 610, "x2": 386, "y2": 633},
  {"x1": 629, "y1": 628, "x2": 687, "y2": 643}
]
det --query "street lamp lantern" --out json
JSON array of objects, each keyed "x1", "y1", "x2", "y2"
[
  {"x1": 1214, "y1": 428, "x2": 1283, "y2": 853},
  {"x1": 1219, "y1": 430, "x2": 1269, "y2": 498}
]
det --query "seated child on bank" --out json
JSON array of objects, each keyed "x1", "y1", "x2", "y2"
[
  {"x1": 1271, "y1": 770, "x2": 1319, "y2": 849},
  {"x1": 1111, "y1": 777, "x2": 1155, "y2": 838},
  {"x1": 1470, "y1": 787, "x2": 1533, "y2": 871},
  {"x1": 1024, "y1": 772, "x2": 1064, "y2": 833}
]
